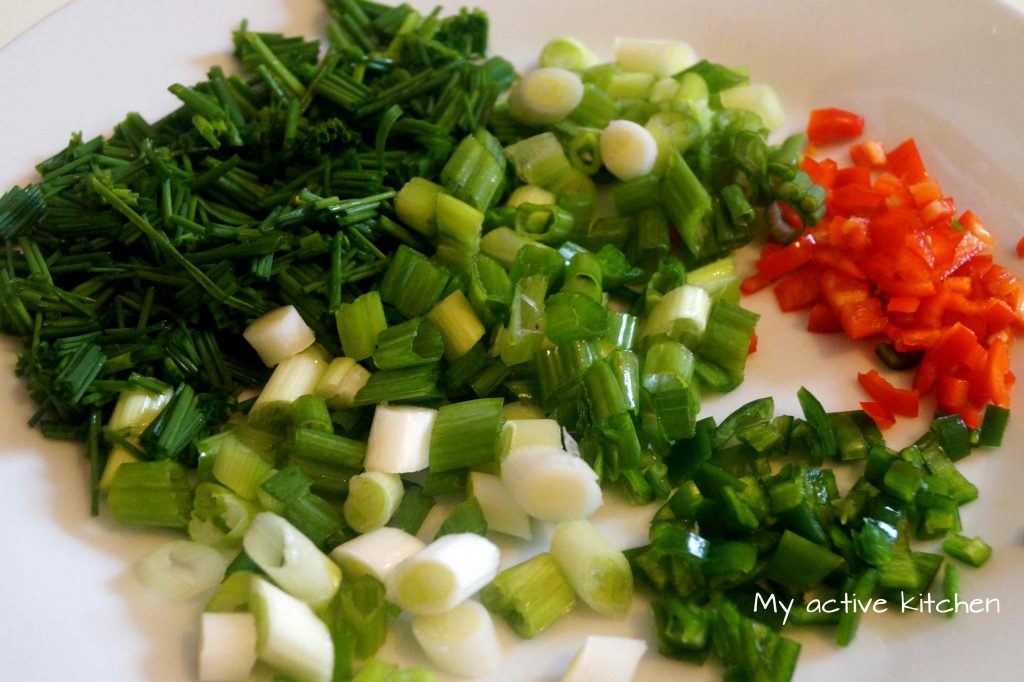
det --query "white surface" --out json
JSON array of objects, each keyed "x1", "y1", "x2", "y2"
[
  {"x1": 0, "y1": 0, "x2": 74, "y2": 49},
  {"x1": 1, "y1": 1, "x2": 1023, "y2": 681}
]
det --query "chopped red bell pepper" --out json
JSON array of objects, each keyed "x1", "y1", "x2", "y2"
[
  {"x1": 746, "y1": 112, "x2": 1020, "y2": 425},
  {"x1": 807, "y1": 108, "x2": 865, "y2": 146},
  {"x1": 857, "y1": 369, "x2": 920, "y2": 417}
]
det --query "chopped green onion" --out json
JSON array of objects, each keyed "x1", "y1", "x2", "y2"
[
  {"x1": 379, "y1": 246, "x2": 451, "y2": 319},
  {"x1": 250, "y1": 576, "x2": 334, "y2": 682},
  {"x1": 395, "y1": 178, "x2": 446, "y2": 237},
  {"x1": 502, "y1": 445, "x2": 603, "y2": 521},
  {"x1": 641, "y1": 283, "x2": 712, "y2": 347},
  {"x1": 189, "y1": 482, "x2": 256, "y2": 549},
  {"x1": 480, "y1": 226, "x2": 532, "y2": 268},
  {"x1": 243, "y1": 512, "x2": 342, "y2": 611},
  {"x1": 435, "y1": 496, "x2": 488, "y2": 539},
  {"x1": 561, "y1": 635, "x2": 647, "y2": 682},
  {"x1": 107, "y1": 460, "x2": 193, "y2": 529},
  {"x1": 504, "y1": 132, "x2": 573, "y2": 188},
  {"x1": 373, "y1": 317, "x2": 445, "y2": 370},
  {"x1": 540, "y1": 37, "x2": 600, "y2": 71},
  {"x1": 343, "y1": 472, "x2": 405, "y2": 533},
  {"x1": 426, "y1": 290, "x2": 486, "y2": 359},
  {"x1": 243, "y1": 304, "x2": 316, "y2": 368},
  {"x1": 429, "y1": 398, "x2": 504, "y2": 473},
  {"x1": 212, "y1": 434, "x2": 273, "y2": 501},
  {"x1": 468, "y1": 471, "x2": 532, "y2": 540},
  {"x1": 336, "y1": 292, "x2": 387, "y2": 362},
  {"x1": 386, "y1": 533, "x2": 501, "y2": 616},
  {"x1": 286, "y1": 427, "x2": 366, "y2": 470},
  {"x1": 661, "y1": 149, "x2": 712, "y2": 261},
  {"x1": 601, "y1": 119, "x2": 658, "y2": 181},
  {"x1": 550, "y1": 518, "x2": 633, "y2": 616},
  {"x1": 411, "y1": 600, "x2": 501, "y2": 678},
  {"x1": 135, "y1": 539, "x2": 227, "y2": 601},
  {"x1": 198, "y1": 612, "x2": 258, "y2": 681},
  {"x1": 364, "y1": 405, "x2": 437, "y2": 474},
  {"x1": 614, "y1": 37, "x2": 697, "y2": 77},
  {"x1": 316, "y1": 357, "x2": 372, "y2": 409},
  {"x1": 720, "y1": 83, "x2": 784, "y2": 130},
  {"x1": 290, "y1": 394, "x2": 333, "y2": 433},
  {"x1": 330, "y1": 527, "x2": 425, "y2": 584},
  {"x1": 386, "y1": 485, "x2": 435, "y2": 535},
  {"x1": 509, "y1": 68, "x2": 585, "y2": 126},
  {"x1": 481, "y1": 552, "x2": 575, "y2": 638},
  {"x1": 329, "y1": 574, "x2": 395, "y2": 661},
  {"x1": 353, "y1": 363, "x2": 442, "y2": 406},
  {"x1": 249, "y1": 347, "x2": 329, "y2": 427}
]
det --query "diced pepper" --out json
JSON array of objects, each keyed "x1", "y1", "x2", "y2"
[{"x1": 807, "y1": 108, "x2": 865, "y2": 146}]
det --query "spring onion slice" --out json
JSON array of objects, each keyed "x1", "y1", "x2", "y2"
[
  {"x1": 499, "y1": 418, "x2": 564, "y2": 457},
  {"x1": 501, "y1": 445, "x2": 603, "y2": 521},
  {"x1": 427, "y1": 290, "x2": 486, "y2": 360},
  {"x1": 509, "y1": 67, "x2": 585, "y2": 126},
  {"x1": 330, "y1": 527, "x2": 426, "y2": 584},
  {"x1": 540, "y1": 37, "x2": 600, "y2": 71},
  {"x1": 135, "y1": 540, "x2": 228, "y2": 602},
  {"x1": 243, "y1": 512, "x2": 341, "y2": 611},
  {"x1": 250, "y1": 576, "x2": 333, "y2": 682},
  {"x1": 480, "y1": 226, "x2": 532, "y2": 269},
  {"x1": 107, "y1": 460, "x2": 193, "y2": 529},
  {"x1": 560, "y1": 635, "x2": 647, "y2": 682},
  {"x1": 394, "y1": 177, "x2": 445, "y2": 237},
  {"x1": 429, "y1": 398, "x2": 504, "y2": 473},
  {"x1": 364, "y1": 404, "x2": 437, "y2": 474},
  {"x1": 386, "y1": 533, "x2": 501, "y2": 615},
  {"x1": 613, "y1": 37, "x2": 697, "y2": 77},
  {"x1": 315, "y1": 357, "x2": 372, "y2": 409},
  {"x1": 243, "y1": 305, "x2": 316, "y2": 368},
  {"x1": 480, "y1": 552, "x2": 575, "y2": 638},
  {"x1": 411, "y1": 600, "x2": 502, "y2": 678},
  {"x1": 550, "y1": 519, "x2": 633, "y2": 616},
  {"x1": 335, "y1": 292, "x2": 388, "y2": 362},
  {"x1": 600, "y1": 120, "x2": 658, "y2": 181},
  {"x1": 719, "y1": 83, "x2": 785, "y2": 130},
  {"x1": 189, "y1": 482, "x2": 257, "y2": 549},
  {"x1": 343, "y1": 472, "x2": 405, "y2": 533},
  {"x1": 198, "y1": 612, "x2": 258, "y2": 682},
  {"x1": 468, "y1": 471, "x2": 532, "y2": 540},
  {"x1": 249, "y1": 346, "x2": 329, "y2": 427}
]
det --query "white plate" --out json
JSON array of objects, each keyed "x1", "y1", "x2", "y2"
[{"x1": 1, "y1": 1, "x2": 1022, "y2": 680}]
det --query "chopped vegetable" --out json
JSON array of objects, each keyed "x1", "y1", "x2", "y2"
[
  {"x1": 412, "y1": 600, "x2": 502, "y2": 678},
  {"x1": 198, "y1": 612, "x2": 258, "y2": 682},
  {"x1": 501, "y1": 445, "x2": 604, "y2": 521},
  {"x1": 746, "y1": 112, "x2": 1022, "y2": 427},
  {"x1": 329, "y1": 527, "x2": 425, "y2": 585},
  {"x1": 385, "y1": 533, "x2": 501, "y2": 615},
  {"x1": 250, "y1": 576, "x2": 333, "y2": 682},
  {"x1": 560, "y1": 635, "x2": 647, "y2": 682},
  {"x1": 551, "y1": 519, "x2": 633, "y2": 616},
  {"x1": 135, "y1": 540, "x2": 228, "y2": 602},
  {"x1": 243, "y1": 305, "x2": 316, "y2": 368}
]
